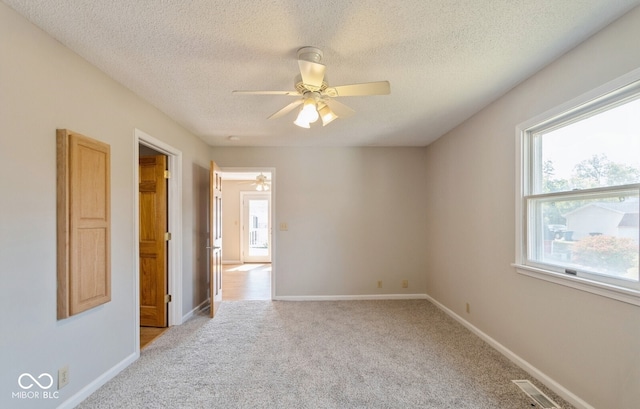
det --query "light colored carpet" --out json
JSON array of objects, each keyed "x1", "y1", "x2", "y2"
[{"x1": 78, "y1": 300, "x2": 574, "y2": 408}]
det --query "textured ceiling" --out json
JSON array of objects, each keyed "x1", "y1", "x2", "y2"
[{"x1": 4, "y1": 1, "x2": 639, "y2": 147}]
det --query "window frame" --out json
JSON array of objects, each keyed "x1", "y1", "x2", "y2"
[{"x1": 514, "y1": 68, "x2": 640, "y2": 306}]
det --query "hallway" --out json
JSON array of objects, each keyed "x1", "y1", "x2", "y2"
[{"x1": 222, "y1": 263, "x2": 271, "y2": 300}]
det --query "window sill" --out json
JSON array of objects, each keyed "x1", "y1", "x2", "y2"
[{"x1": 512, "y1": 263, "x2": 640, "y2": 307}]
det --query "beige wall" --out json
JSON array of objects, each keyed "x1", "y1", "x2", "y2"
[
  {"x1": 424, "y1": 7, "x2": 640, "y2": 409},
  {"x1": 3, "y1": 1, "x2": 639, "y2": 408},
  {"x1": 212, "y1": 147, "x2": 429, "y2": 298},
  {"x1": 0, "y1": 3, "x2": 211, "y2": 406}
]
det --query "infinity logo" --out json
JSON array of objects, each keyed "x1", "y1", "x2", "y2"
[{"x1": 18, "y1": 373, "x2": 53, "y2": 390}]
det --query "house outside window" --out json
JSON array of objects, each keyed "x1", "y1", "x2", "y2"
[{"x1": 515, "y1": 69, "x2": 640, "y2": 305}]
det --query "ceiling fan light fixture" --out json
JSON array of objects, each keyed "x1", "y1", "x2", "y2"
[
  {"x1": 318, "y1": 103, "x2": 338, "y2": 126},
  {"x1": 294, "y1": 97, "x2": 319, "y2": 128},
  {"x1": 254, "y1": 173, "x2": 270, "y2": 191},
  {"x1": 302, "y1": 97, "x2": 319, "y2": 123},
  {"x1": 293, "y1": 115, "x2": 310, "y2": 128}
]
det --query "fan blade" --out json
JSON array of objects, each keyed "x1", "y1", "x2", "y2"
[
  {"x1": 268, "y1": 99, "x2": 303, "y2": 119},
  {"x1": 324, "y1": 99, "x2": 355, "y2": 118},
  {"x1": 324, "y1": 81, "x2": 390, "y2": 97},
  {"x1": 298, "y1": 60, "x2": 326, "y2": 89},
  {"x1": 233, "y1": 90, "x2": 300, "y2": 96}
]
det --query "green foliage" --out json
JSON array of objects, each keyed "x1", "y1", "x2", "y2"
[
  {"x1": 571, "y1": 153, "x2": 608, "y2": 188},
  {"x1": 572, "y1": 235, "x2": 638, "y2": 275},
  {"x1": 543, "y1": 154, "x2": 640, "y2": 193},
  {"x1": 542, "y1": 155, "x2": 640, "y2": 226},
  {"x1": 606, "y1": 161, "x2": 640, "y2": 185}
]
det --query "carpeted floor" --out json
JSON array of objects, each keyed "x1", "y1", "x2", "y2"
[{"x1": 77, "y1": 300, "x2": 574, "y2": 408}]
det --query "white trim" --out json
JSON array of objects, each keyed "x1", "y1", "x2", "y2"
[
  {"x1": 182, "y1": 299, "x2": 209, "y2": 322},
  {"x1": 274, "y1": 294, "x2": 428, "y2": 301},
  {"x1": 425, "y1": 295, "x2": 596, "y2": 409},
  {"x1": 220, "y1": 166, "x2": 276, "y2": 300},
  {"x1": 134, "y1": 128, "x2": 184, "y2": 333},
  {"x1": 516, "y1": 66, "x2": 640, "y2": 132},
  {"x1": 270, "y1": 169, "x2": 276, "y2": 300},
  {"x1": 56, "y1": 352, "x2": 138, "y2": 409},
  {"x1": 513, "y1": 263, "x2": 640, "y2": 306}
]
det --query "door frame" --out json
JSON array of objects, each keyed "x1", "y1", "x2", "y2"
[
  {"x1": 221, "y1": 167, "x2": 276, "y2": 300},
  {"x1": 134, "y1": 129, "x2": 183, "y2": 345},
  {"x1": 240, "y1": 191, "x2": 272, "y2": 263}
]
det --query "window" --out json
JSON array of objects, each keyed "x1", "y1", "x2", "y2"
[{"x1": 515, "y1": 71, "x2": 640, "y2": 305}]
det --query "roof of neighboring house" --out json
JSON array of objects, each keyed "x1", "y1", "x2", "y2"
[
  {"x1": 565, "y1": 198, "x2": 639, "y2": 217},
  {"x1": 619, "y1": 213, "x2": 640, "y2": 228}
]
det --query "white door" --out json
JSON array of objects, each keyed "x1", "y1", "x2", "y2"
[{"x1": 241, "y1": 192, "x2": 271, "y2": 263}]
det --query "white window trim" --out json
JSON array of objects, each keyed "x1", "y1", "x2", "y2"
[{"x1": 514, "y1": 67, "x2": 640, "y2": 307}]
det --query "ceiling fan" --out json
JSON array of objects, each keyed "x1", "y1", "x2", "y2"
[
  {"x1": 233, "y1": 47, "x2": 391, "y2": 128},
  {"x1": 253, "y1": 173, "x2": 270, "y2": 191},
  {"x1": 238, "y1": 173, "x2": 271, "y2": 191}
]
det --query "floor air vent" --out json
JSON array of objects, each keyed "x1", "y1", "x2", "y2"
[{"x1": 512, "y1": 380, "x2": 560, "y2": 408}]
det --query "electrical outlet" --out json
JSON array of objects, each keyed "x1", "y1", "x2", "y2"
[
  {"x1": 58, "y1": 365, "x2": 69, "y2": 389},
  {"x1": 466, "y1": 303, "x2": 470, "y2": 314},
  {"x1": 279, "y1": 222, "x2": 288, "y2": 231},
  {"x1": 377, "y1": 280, "x2": 382, "y2": 288},
  {"x1": 402, "y1": 280, "x2": 408, "y2": 288}
]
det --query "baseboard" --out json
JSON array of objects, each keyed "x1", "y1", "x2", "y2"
[
  {"x1": 274, "y1": 294, "x2": 428, "y2": 301},
  {"x1": 56, "y1": 352, "x2": 138, "y2": 409},
  {"x1": 222, "y1": 259, "x2": 242, "y2": 265},
  {"x1": 424, "y1": 294, "x2": 595, "y2": 409},
  {"x1": 182, "y1": 299, "x2": 209, "y2": 321}
]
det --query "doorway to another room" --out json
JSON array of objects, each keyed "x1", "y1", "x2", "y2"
[
  {"x1": 241, "y1": 192, "x2": 271, "y2": 263},
  {"x1": 220, "y1": 169, "x2": 274, "y2": 301},
  {"x1": 135, "y1": 129, "x2": 184, "y2": 352},
  {"x1": 138, "y1": 144, "x2": 169, "y2": 348}
]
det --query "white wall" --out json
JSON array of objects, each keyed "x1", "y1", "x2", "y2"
[
  {"x1": 0, "y1": 3, "x2": 210, "y2": 407},
  {"x1": 424, "y1": 6, "x2": 640, "y2": 409},
  {"x1": 212, "y1": 147, "x2": 429, "y2": 298}
]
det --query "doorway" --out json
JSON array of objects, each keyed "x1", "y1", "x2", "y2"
[
  {"x1": 220, "y1": 168, "x2": 276, "y2": 300},
  {"x1": 241, "y1": 192, "x2": 271, "y2": 263},
  {"x1": 135, "y1": 129, "x2": 184, "y2": 352},
  {"x1": 138, "y1": 150, "x2": 168, "y2": 329},
  {"x1": 138, "y1": 147, "x2": 168, "y2": 348}
]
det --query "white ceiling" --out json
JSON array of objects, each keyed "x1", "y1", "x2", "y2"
[{"x1": 4, "y1": 1, "x2": 639, "y2": 147}]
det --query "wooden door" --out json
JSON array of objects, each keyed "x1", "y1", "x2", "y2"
[
  {"x1": 139, "y1": 155, "x2": 168, "y2": 327},
  {"x1": 209, "y1": 161, "x2": 223, "y2": 317}
]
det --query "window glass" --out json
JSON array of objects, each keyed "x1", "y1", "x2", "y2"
[
  {"x1": 528, "y1": 190, "x2": 639, "y2": 283},
  {"x1": 537, "y1": 97, "x2": 640, "y2": 194}
]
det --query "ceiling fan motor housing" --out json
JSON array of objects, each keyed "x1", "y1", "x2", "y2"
[
  {"x1": 295, "y1": 77, "x2": 328, "y2": 94},
  {"x1": 297, "y1": 46, "x2": 323, "y2": 63}
]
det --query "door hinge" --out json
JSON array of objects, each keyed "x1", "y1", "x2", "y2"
[
  {"x1": 165, "y1": 294, "x2": 172, "y2": 303},
  {"x1": 165, "y1": 232, "x2": 172, "y2": 241},
  {"x1": 164, "y1": 170, "x2": 170, "y2": 179}
]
